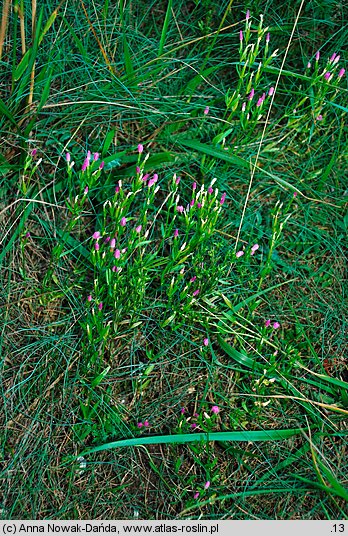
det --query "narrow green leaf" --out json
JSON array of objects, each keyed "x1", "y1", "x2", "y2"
[
  {"x1": 13, "y1": 48, "x2": 31, "y2": 81},
  {"x1": 158, "y1": 0, "x2": 172, "y2": 56},
  {"x1": 179, "y1": 139, "x2": 249, "y2": 169},
  {"x1": 217, "y1": 335, "x2": 260, "y2": 370}
]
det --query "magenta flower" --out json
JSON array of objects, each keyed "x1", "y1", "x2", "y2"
[
  {"x1": 31, "y1": 149, "x2": 37, "y2": 157},
  {"x1": 211, "y1": 405, "x2": 219, "y2": 414},
  {"x1": 180, "y1": 407, "x2": 185, "y2": 414},
  {"x1": 137, "y1": 422, "x2": 143, "y2": 428},
  {"x1": 99, "y1": 161, "x2": 105, "y2": 170},
  {"x1": 256, "y1": 96, "x2": 263, "y2": 107},
  {"x1": 239, "y1": 30, "x2": 243, "y2": 42},
  {"x1": 251, "y1": 243, "x2": 259, "y2": 252},
  {"x1": 84, "y1": 186, "x2": 89, "y2": 195},
  {"x1": 142, "y1": 173, "x2": 150, "y2": 182},
  {"x1": 193, "y1": 412, "x2": 199, "y2": 418},
  {"x1": 220, "y1": 192, "x2": 226, "y2": 205},
  {"x1": 112, "y1": 265, "x2": 119, "y2": 272},
  {"x1": 176, "y1": 176, "x2": 181, "y2": 185},
  {"x1": 268, "y1": 87, "x2": 274, "y2": 96},
  {"x1": 265, "y1": 319, "x2": 271, "y2": 327},
  {"x1": 316, "y1": 115, "x2": 323, "y2": 121},
  {"x1": 87, "y1": 295, "x2": 92, "y2": 302},
  {"x1": 324, "y1": 72, "x2": 331, "y2": 80},
  {"x1": 197, "y1": 202, "x2": 202, "y2": 209},
  {"x1": 24, "y1": 232, "x2": 30, "y2": 238},
  {"x1": 338, "y1": 68, "x2": 345, "y2": 78},
  {"x1": 204, "y1": 106, "x2": 210, "y2": 115},
  {"x1": 315, "y1": 51, "x2": 320, "y2": 61},
  {"x1": 190, "y1": 199, "x2": 195, "y2": 207},
  {"x1": 204, "y1": 481, "x2": 210, "y2": 489},
  {"x1": 92, "y1": 231, "x2": 101, "y2": 240},
  {"x1": 66, "y1": 152, "x2": 71, "y2": 162},
  {"x1": 194, "y1": 492, "x2": 200, "y2": 500},
  {"x1": 138, "y1": 144, "x2": 143, "y2": 154},
  {"x1": 174, "y1": 229, "x2": 179, "y2": 238},
  {"x1": 93, "y1": 152, "x2": 99, "y2": 161},
  {"x1": 329, "y1": 53, "x2": 336, "y2": 63},
  {"x1": 143, "y1": 420, "x2": 149, "y2": 427},
  {"x1": 207, "y1": 186, "x2": 213, "y2": 194},
  {"x1": 136, "y1": 225, "x2": 142, "y2": 233},
  {"x1": 98, "y1": 302, "x2": 103, "y2": 311},
  {"x1": 94, "y1": 242, "x2": 100, "y2": 251},
  {"x1": 136, "y1": 166, "x2": 141, "y2": 174},
  {"x1": 191, "y1": 423, "x2": 197, "y2": 429},
  {"x1": 273, "y1": 322, "x2": 280, "y2": 329},
  {"x1": 104, "y1": 236, "x2": 110, "y2": 243},
  {"x1": 110, "y1": 238, "x2": 116, "y2": 249},
  {"x1": 176, "y1": 205, "x2": 184, "y2": 213},
  {"x1": 266, "y1": 32, "x2": 270, "y2": 43},
  {"x1": 203, "y1": 338, "x2": 209, "y2": 346},
  {"x1": 120, "y1": 217, "x2": 127, "y2": 226},
  {"x1": 82, "y1": 158, "x2": 89, "y2": 171},
  {"x1": 193, "y1": 289, "x2": 200, "y2": 297},
  {"x1": 114, "y1": 249, "x2": 121, "y2": 259},
  {"x1": 248, "y1": 88, "x2": 255, "y2": 101},
  {"x1": 192, "y1": 182, "x2": 197, "y2": 190},
  {"x1": 115, "y1": 186, "x2": 120, "y2": 194},
  {"x1": 246, "y1": 9, "x2": 250, "y2": 20},
  {"x1": 236, "y1": 250, "x2": 244, "y2": 258},
  {"x1": 190, "y1": 276, "x2": 196, "y2": 283},
  {"x1": 293, "y1": 192, "x2": 297, "y2": 197}
]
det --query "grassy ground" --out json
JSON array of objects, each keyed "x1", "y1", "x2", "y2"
[{"x1": 0, "y1": 0, "x2": 347, "y2": 520}]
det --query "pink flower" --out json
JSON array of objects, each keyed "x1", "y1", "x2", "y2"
[
  {"x1": 138, "y1": 144, "x2": 143, "y2": 154},
  {"x1": 137, "y1": 422, "x2": 143, "y2": 428},
  {"x1": 316, "y1": 115, "x2": 323, "y2": 121},
  {"x1": 266, "y1": 32, "x2": 270, "y2": 43},
  {"x1": 148, "y1": 177, "x2": 157, "y2": 187},
  {"x1": 98, "y1": 302, "x2": 103, "y2": 311},
  {"x1": 112, "y1": 265, "x2": 119, "y2": 272},
  {"x1": 84, "y1": 186, "x2": 89, "y2": 195},
  {"x1": 180, "y1": 407, "x2": 185, "y2": 414},
  {"x1": 239, "y1": 30, "x2": 243, "y2": 42},
  {"x1": 136, "y1": 225, "x2": 142, "y2": 233},
  {"x1": 176, "y1": 205, "x2": 184, "y2": 213},
  {"x1": 220, "y1": 192, "x2": 226, "y2": 205},
  {"x1": 190, "y1": 276, "x2": 196, "y2": 283},
  {"x1": 115, "y1": 186, "x2": 120, "y2": 194},
  {"x1": 273, "y1": 322, "x2": 280, "y2": 329},
  {"x1": 268, "y1": 87, "x2": 274, "y2": 96},
  {"x1": 175, "y1": 176, "x2": 181, "y2": 185},
  {"x1": 242, "y1": 102, "x2": 246, "y2": 112},
  {"x1": 307, "y1": 62, "x2": 311, "y2": 69},
  {"x1": 192, "y1": 182, "x2": 197, "y2": 190},
  {"x1": 104, "y1": 236, "x2": 110, "y2": 243},
  {"x1": 293, "y1": 192, "x2": 297, "y2": 197},
  {"x1": 315, "y1": 51, "x2": 320, "y2": 61},
  {"x1": 324, "y1": 71, "x2": 331, "y2": 80},
  {"x1": 31, "y1": 149, "x2": 37, "y2": 157},
  {"x1": 191, "y1": 423, "x2": 197, "y2": 429},
  {"x1": 197, "y1": 202, "x2": 202, "y2": 208},
  {"x1": 143, "y1": 420, "x2": 149, "y2": 427},
  {"x1": 110, "y1": 238, "x2": 116, "y2": 249},
  {"x1": 203, "y1": 338, "x2": 209, "y2": 346},
  {"x1": 251, "y1": 243, "x2": 259, "y2": 252},
  {"x1": 193, "y1": 412, "x2": 199, "y2": 418},
  {"x1": 114, "y1": 249, "x2": 121, "y2": 259},
  {"x1": 66, "y1": 152, "x2": 71, "y2": 162},
  {"x1": 25, "y1": 232, "x2": 30, "y2": 238},
  {"x1": 208, "y1": 187, "x2": 213, "y2": 194},
  {"x1": 93, "y1": 152, "x2": 99, "y2": 161},
  {"x1": 193, "y1": 289, "x2": 200, "y2": 297},
  {"x1": 142, "y1": 173, "x2": 150, "y2": 182},
  {"x1": 87, "y1": 150, "x2": 91, "y2": 161},
  {"x1": 211, "y1": 405, "x2": 219, "y2": 414},
  {"x1": 338, "y1": 68, "x2": 345, "y2": 78},
  {"x1": 190, "y1": 199, "x2": 195, "y2": 207},
  {"x1": 204, "y1": 481, "x2": 210, "y2": 489},
  {"x1": 94, "y1": 242, "x2": 100, "y2": 251},
  {"x1": 82, "y1": 158, "x2": 89, "y2": 171},
  {"x1": 265, "y1": 319, "x2": 271, "y2": 327},
  {"x1": 174, "y1": 229, "x2": 179, "y2": 238},
  {"x1": 194, "y1": 492, "x2": 200, "y2": 500},
  {"x1": 92, "y1": 231, "x2": 101, "y2": 240},
  {"x1": 204, "y1": 106, "x2": 209, "y2": 115},
  {"x1": 329, "y1": 52, "x2": 336, "y2": 63},
  {"x1": 236, "y1": 250, "x2": 244, "y2": 258},
  {"x1": 246, "y1": 9, "x2": 250, "y2": 20},
  {"x1": 87, "y1": 295, "x2": 92, "y2": 302},
  {"x1": 248, "y1": 88, "x2": 255, "y2": 101},
  {"x1": 136, "y1": 166, "x2": 141, "y2": 174},
  {"x1": 120, "y1": 217, "x2": 127, "y2": 226},
  {"x1": 99, "y1": 161, "x2": 105, "y2": 170},
  {"x1": 256, "y1": 97, "x2": 263, "y2": 107}
]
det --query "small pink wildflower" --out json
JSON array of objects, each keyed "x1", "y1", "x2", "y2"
[
  {"x1": 84, "y1": 186, "x2": 89, "y2": 195},
  {"x1": 203, "y1": 338, "x2": 209, "y2": 347},
  {"x1": 138, "y1": 144, "x2": 143, "y2": 154},
  {"x1": 180, "y1": 407, "x2": 185, "y2": 414},
  {"x1": 266, "y1": 32, "x2": 270, "y2": 43},
  {"x1": 316, "y1": 115, "x2": 323, "y2": 121},
  {"x1": 197, "y1": 202, "x2": 202, "y2": 208},
  {"x1": 204, "y1": 106, "x2": 209, "y2": 115},
  {"x1": 136, "y1": 225, "x2": 142, "y2": 233},
  {"x1": 137, "y1": 422, "x2": 143, "y2": 428},
  {"x1": 114, "y1": 249, "x2": 121, "y2": 259},
  {"x1": 193, "y1": 289, "x2": 200, "y2": 297},
  {"x1": 24, "y1": 232, "x2": 30, "y2": 238},
  {"x1": 142, "y1": 173, "x2": 150, "y2": 182},
  {"x1": 324, "y1": 71, "x2": 331, "y2": 80},
  {"x1": 92, "y1": 231, "x2": 101, "y2": 240},
  {"x1": 220, "y1": 192, "x2": 226, "y2": 205},
  {"x1": 143, "y1": 420, "x2": 149, "y2": 427},
  {"x1": 87, "y1": 295, "x2": 92, "y2": 302},
  {"x1": 207, "y1": 187, "x2": 213, "y2": 194},
  {"x1": 120, "y1": 217, "x2": 127, "y2": 226},
  {"x1": 190, "y1": 199, "x2": 195, "y2": 207},
  {"x1": 115, "y1": 186, "x2": 120, "y2": 194},
  {"x1": 87, "y1": 150, "x2": 91, "y2": 161},
  {"x1": 236, "y1": 250, "x2": 244, "y2": 258},
  {"x1": 94, "y1": 242, "x2": 100, "y2": 251},
  {"x1": 66, "y1": 152, "x2": 71, "y2": 162},
  {"x1": 329, "y1": 52, "x2": 337, "y2": 63},
  {"x1": 110, "y1": 238, "x2": 116, "y2": 249},
  {"x1": 268, "y1": 87, "x2": 274, "y2": 96},
  {"x1": 307, "y1": 62, "x2": 311, "y2": 69},
  {"x1": 98, "y1": 302, "x2": 103, "y2": 311},
  {"x1": 175, "y1": 176, "x2": 181, "y2": 185},
  {"x1": 265, "y1": 319, "x2": 271, "y2": 327},
  {"x1": 99, "y1": 161, "x2": 105, "y2": 170},
  {"x1": 315, "y1": 51, "x2": 320, "y2": 61},
  {"x1": 31, "y1": 149, "x2": 37, "y2": 157},
  {"x1": 211, "y1": 405, "x2": 219, "y2": 414},
  {"x1": 177, "y1": 205, "x2": 184, "y2": 213},
  {"x1": 93, "y1": 152, "x2": 99, "y2": 161},
  {"x1": 82, "y1": 158, "x2": 89, "y2": 171},
  {"x1": 192, "y1": 182, "x2": 197, "y2": 190},
  {"x1": 136, "y1": 166, "x2": 141, "y2": 174},
  {"x1": 256, "y1": 96, "x2": 263, "y2": 107},
  {"x1": 204, "y1": 481, "x2": 210, "y2": 489},
  {"x1": 174, "y1": 229, "x2": 179, "y2": 238},
  {"x1": 191, "y1": 423, "x2": 197, "y2": 429},
  {"x1": 242, "y1": 102, "x2": 246, "y2": 112},
  {"x1": 104, "y1": 236, "x2": 110, "y2": 243},
  {"x1": 112, "y1": 266, "x2": 119, "y2": 272},
  {"x1": 246, "y1": 9, "x2": 250, "y2": 20},
  {"x1": 273, "y1": 322, "x2": 280, "y2": 329},
  {"x1": 251, "y1": 243, "x2": 259, "y2": 252},
  {"x1": 239, "y1": 30, "x2": 243, "y2": 42},
  {"x1": 193, "y1": 413, "x2": 199, "y2": 418},
  {"x1": 338, "y1": 68, "x2": 345, "y2": 78},
  {"x1": 294, "y1": 192, "x2": 297, "y2": 197},
  {"x1": 194, "y1": 492, "x2": 200, "y2": 500},
  {"x1": 248, "y1": 88, "x2": 255, "y2": 101},
  {"x1": 190, "y1": 276, "x2": 196, "y2": 283}
]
